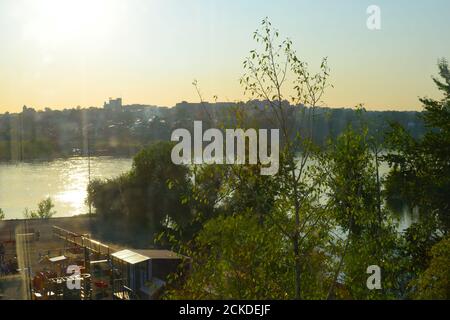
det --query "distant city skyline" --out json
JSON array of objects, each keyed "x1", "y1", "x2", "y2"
[{"x1": 1, "y1": 0, "x2": 450, "y2": 113}]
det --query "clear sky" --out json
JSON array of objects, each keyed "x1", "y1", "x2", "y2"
[{"x1": 0, "y1": 0, "x2": 449, "y2": 113}]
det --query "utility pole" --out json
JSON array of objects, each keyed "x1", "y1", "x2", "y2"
[
  {"x1": 87, "y1": 124, "x2": 92, "y2": 216},
  {"x1": 83, "y1": 110, "x2": 92, "y2": 216}
]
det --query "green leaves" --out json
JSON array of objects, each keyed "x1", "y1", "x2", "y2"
[
  {"x1": 88, "y1": 141, "x2": 192, "y2": 245},
  {"x1": 385, "y1": 59, "x2": 450, "y2": 233},
  {"x1": 165, "y1": 213, "x2": 295, "y2": 299},
  {"x1": 23, "y1": 197, "x2": 56, "y2": 219},
  {"x1": 412, "y1": 236, "x2": 450, "y2": 299}
]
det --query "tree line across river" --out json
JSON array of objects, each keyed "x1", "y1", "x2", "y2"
[{"x1": 0, "y1": 99, "x2": 424, "y2": 162}]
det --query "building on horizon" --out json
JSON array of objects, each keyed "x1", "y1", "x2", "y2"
[{"x1": 104, "y1": 97, "x2": 122, "y2": 111}]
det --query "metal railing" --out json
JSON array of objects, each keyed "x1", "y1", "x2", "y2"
[{"x1": 52, "y1": 226, "x2": 110, "y2": 256}]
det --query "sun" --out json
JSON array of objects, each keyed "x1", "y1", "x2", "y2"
[{"x1": 21, "y1": 0, "x2": 118, "y2": 45}]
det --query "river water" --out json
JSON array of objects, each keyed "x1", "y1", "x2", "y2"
[
  {"x1": 0, "y1": 156, "x2": 415, "y2": 230},
  {"x1": 0, "y1": 157, "x2": 132, "y2": 219}
]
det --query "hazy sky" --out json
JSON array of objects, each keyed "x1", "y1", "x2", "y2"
[{"x1": 0, "y1": 0, "x2": 449, "y2": 113}]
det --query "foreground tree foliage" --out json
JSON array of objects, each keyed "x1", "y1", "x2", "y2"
[
  {"x1": 411, "y1": 236, "x2": 450, "y2": 299},
  {"x1": 385, "y1": 59, "x2": 450, "y2": 233},
  {"x1": 239, "y1": 17, "x2": 332, "y2": 300},
  {"x1": 87, "y1": 20, "x2": 449, "y2": 299},
  {"x1": 316, "y1": 123, "x2": 402, "y2": 299},
  {"x1": 87, "y1": 141, "x2": 192, "y2": 246},
  {"x1": 160, "y1": 20, "x2": 400, "y2": 300},
  {"x1": 384, "y1": 59, "x2": 450, "y2": 298},
  {"x1": 163, "y1": 213, "x2": 294, "y2": 299}
]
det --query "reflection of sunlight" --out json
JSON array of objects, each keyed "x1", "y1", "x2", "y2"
[
  {"x1": 0, "y1": 157, "x2": 132, "y2": 219},
  {"x1": 54, "y1": 158, "x2": 89, "y2": 215},
  {"x1": 55, "y1": 189, "x2": 86, "y2": 215}
]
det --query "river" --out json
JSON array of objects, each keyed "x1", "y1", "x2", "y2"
[
  {"x1": 0, "y1": 157, "x2": 132, "y2": 219},
  {"x1": 0, "y1": 156, "x2": 415, "y2": 230}
]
